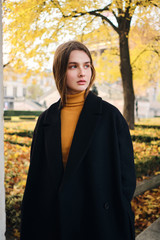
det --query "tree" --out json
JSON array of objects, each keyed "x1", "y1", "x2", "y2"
[
  {"x1": 90, "y1": 21, "x2": 160, "y2": 98},
  {"x1": 27, "y1": 83, "x2": 44, "y2": 100},
  {"x1": 3, "y1": 0, "x2": 160, "y2": 129}
]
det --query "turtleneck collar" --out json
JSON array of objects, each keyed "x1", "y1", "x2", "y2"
[{"x1": 65, "y1": 90, "x2": 85, "y2": 107}]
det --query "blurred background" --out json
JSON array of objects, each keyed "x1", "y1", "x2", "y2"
[{"x1": 1, "y1": 0, "x2": 160, "y2": 239}]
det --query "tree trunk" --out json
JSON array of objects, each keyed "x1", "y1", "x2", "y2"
[
  {"x1": 119, "y1": 32, "x2": 135, "y2": 129},
  {"x1": 0, "y1": 0, "x2": 6, "y2": 238}
]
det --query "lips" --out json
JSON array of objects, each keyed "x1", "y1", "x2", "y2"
[{"x1": 77, "y1": 80, "x2": 86, "y2": 85}]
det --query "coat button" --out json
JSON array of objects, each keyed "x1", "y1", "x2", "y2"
[{"x1": 104, "y1": 202, "x2": 109, "y2": 210}]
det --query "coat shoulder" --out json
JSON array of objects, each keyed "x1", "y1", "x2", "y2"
[
  {"x1": 87, "y1": 92, "x2": 128, "y2": 131},
  {"x1": 34, "y1": 99, "x2": 61, "y2": 130},
  {"x1": 100, "y1": 98, "x2": 128, "y2": 131},
  {"x1": 101, "y1": 99, "x2": 122, "y2": 116},
  {"x1": 42, "y1": 99, "x2": 60, "y2": 118}
]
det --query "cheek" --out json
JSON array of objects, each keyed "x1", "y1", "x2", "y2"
[
  {"x1": 66, "y1": 71, "x2": 71, "y2": 80},
  {"x1": 66, "y1": 72, "x2": 74, "y2": 85}
]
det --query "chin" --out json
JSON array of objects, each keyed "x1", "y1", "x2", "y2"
[{"x1": 67, "y1": 85, "x2": 89, "y2": 94}]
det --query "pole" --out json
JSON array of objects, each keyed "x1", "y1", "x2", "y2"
[{"x1": 0, "y1": 0, "x2": 6, "y2": 238}]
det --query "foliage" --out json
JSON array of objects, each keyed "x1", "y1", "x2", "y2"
[
  {"x1": 4, "y1": 134, "x2": 32, "y2": 146},
  {"x1": 130, "y1": 21, "x2": 160, "y2": 96},
  {"x1": 131, "y1": 125, "x2": 160, "y2": 136},
  {"x1": 6, "y1": 194, "x2": 22, "y2": 238},
  {"x1": 135, "y1": 155, "x2": 160, "y2": 179},
  {"x1": 4, "y1": 121, "x2": 36, "y2": 131},
  {"x1": 5, "y1": 142, "x2": 30, "y2": 195},
  {"x1": 131, "y1": 125, "x2": 160, "y2": 178},
  {"x1": 133, "y1": 139, "x2": 160, "y2": 158},
  {"x1": 5, "y1": 141, "x2": 30, "y2": 238},
  {"x1": 132, "y1": 187, "x2": 160, "y2": 236},
  {"x1": 3, "y1": 0, "x2": 160, "y2": 73},
  {"x1": 135, "y1": 124, "x2": 160, "y2": 129},
  {"x1": 4, "y1": 127, "x2": 34, "y2": 137},
  {"x1": 136, "y1": 117, "x2": 160, "y2": 126}
]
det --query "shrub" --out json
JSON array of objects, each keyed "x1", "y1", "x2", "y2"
[
  {"x1": 135, "y1": 124, "x2": 160, "y2": 129},
  {"x1": 19, "y1": 116, "x2": 36, "y2": 120},
  {"x1": 4, "y1": 110, "x2": 42, "y2": 117},
  {"x1": 132, "y1": 135, "x2": 160, "y2": 142},
  {"x1": 6, "y1": 194, "x2": 22, "y2": 235},
  {"x1": 6, "y1": 130, "x2": 33, "y2": 138},
  {"x1": 4, "y1": 116, "x2": 11, "y2": 121},
  {"x1": 135, "y1": 156, "x2": 160, "y2": 178}
]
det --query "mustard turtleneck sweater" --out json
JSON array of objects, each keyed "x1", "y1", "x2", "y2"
[{"x1": 61, "y1": 90, "x2": 85, "y2": 168}]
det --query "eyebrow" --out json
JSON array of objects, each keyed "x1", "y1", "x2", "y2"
[{"x1": 68, "y1": 61, "x2": 91, "y2": 64}]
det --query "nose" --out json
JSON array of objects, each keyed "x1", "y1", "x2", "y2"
[{"x1": 78, "y1": 67, "x2": 85, "y2": 77}]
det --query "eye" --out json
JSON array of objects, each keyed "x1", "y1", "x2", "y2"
[
  {"x1": 69, "y1": 65, "x2": 77, "y2": 69},
  {"x1": 84, "y1": 64, "x2": 90, "y2": 69}
]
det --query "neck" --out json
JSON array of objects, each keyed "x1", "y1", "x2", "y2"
[{"x1": 65, "y1": 90, "x2": 85, "y2": 106}]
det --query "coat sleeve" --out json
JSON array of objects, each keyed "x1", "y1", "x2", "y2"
[
  {"x1": 20, "y1": 113, "x2": 44, "y2": 239},
  {"x1": 118, "y1": 118, "x2": 136, "y2": 203}
]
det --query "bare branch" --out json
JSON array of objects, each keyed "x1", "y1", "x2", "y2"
[
  {"x1": 71, "y1": 9, "x2": 119, "y2": 34},
  {"x1": 131, "y1": 46, "x2": 160, "y2": 66},
  {"x1": 81, "y1": 16, "x2": 96, "y2": 42},
  {"x1": 132, "y1": 32, "x2": 160, "y2": 66},
  {"x1": 155, "y1": 35, "x2": 160, "y2": 41},
  {"x1": 53, "y1": 4, "x2": 119, "y2": 34},
  {"x1": 131, "y1": 47, "x2": 148, "y2": 66},
  {"x1": 153, "y1": 49, "x2": 160, "y2": 57},
  {"x1": 136, "y1": 0, "x2": 160, "y2": 8},
  {"x1": 88, "y1": 11, "x2": 119, "y2": 34},
  {"x1": 50, "y1": 0, "x2": 64, "y2": 15},
  {"x1": 3, "y1": 61, "x2": 10, "y2": 68},
  {"x1": 91, "y1": 4, "x2": 118, "y2": 22}
]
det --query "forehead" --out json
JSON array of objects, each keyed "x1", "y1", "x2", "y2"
[{"x1": 68, "y1": 50, "x2": 90, "y2": 62}]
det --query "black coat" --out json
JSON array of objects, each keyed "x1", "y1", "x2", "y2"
[{"x1": 20, "y1": 91, "x2": 136, "y2": 240}]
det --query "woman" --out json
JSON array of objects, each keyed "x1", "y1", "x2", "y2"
[{"x1": 20, "y1": 41, "x2": 136, "y2": 240}]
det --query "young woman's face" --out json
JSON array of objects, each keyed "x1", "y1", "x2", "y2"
[{"x1": 66, "y1": 50, "x2": 92, "y2": 95}]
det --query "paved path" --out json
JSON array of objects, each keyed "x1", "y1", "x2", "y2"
[{"x1": 136, "y1": 217, "x2": 160, "y2": 240}]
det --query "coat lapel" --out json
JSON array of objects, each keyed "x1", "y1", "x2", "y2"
[
  {"x1": 43, "y1": 100, "x2": 64, "y2": 189},
  {"x1": 60, "y1": 91, "x2": 102, "y2": 191},
  {"x1": 42, "y1": 92, "x2": 102, "y2": 192}
]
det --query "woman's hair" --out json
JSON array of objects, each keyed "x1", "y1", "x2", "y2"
[{"x1": 53, "y1": 40, "x2": 96, "y2": 106}]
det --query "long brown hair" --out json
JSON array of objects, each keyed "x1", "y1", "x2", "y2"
[{"x1": 53, "y1": 40, "x2": 96, "y2": 106}]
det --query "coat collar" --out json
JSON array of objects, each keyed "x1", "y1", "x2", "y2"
[{"x1": 43, "y1": 91, "x2": 102, "y2": 192}]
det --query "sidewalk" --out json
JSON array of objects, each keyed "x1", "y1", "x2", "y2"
[{"x1": 136, "y1": 217, "x2": 160, "y2": 240}]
